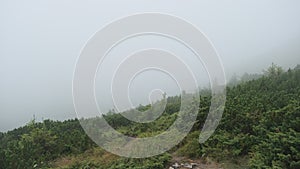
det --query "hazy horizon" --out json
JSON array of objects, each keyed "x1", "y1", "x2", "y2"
[{"x1": 1, "y1": 0, "x2": 300, "y2": 132}]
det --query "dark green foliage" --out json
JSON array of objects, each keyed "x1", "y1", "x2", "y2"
[
  {"x1": 176, "y1": 131, "x2": 203, "y2": 158},
  {"x1": 0, "y1": 64, "x2": 299, "y2": 168},
  {"x1": 249, "y1": 101, "x2": 300, "y2": 168},
  {"x1": 199, "y1": 66, "x2": 300, "y2": 168},
  {"x1": 0, "y1": 119, "x2": 95, "y2": 169}
]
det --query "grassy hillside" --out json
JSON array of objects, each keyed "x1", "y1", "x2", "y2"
[{"x1": 0, "y1": 64, "x2": 299, "y2": 169}]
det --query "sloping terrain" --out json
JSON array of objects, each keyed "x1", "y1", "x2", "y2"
[{"x1": 0, "y1": 64, "x2": 299, "y2": 169}]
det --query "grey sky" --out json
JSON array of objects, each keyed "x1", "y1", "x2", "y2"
[{"x1": 1, "y1": 0, "x2": 300, "y2": 132}]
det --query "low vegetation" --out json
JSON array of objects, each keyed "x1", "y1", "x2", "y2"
[{"x1": 0, "y1": 64, "x2": 299, "y2": 169}]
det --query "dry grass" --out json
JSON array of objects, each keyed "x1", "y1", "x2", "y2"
[{"x1": 50, "y1": 147, "x2": 119, "y2": 169}]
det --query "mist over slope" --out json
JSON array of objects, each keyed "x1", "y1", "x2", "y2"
[{"x1": 0, "y1": 64, "x2": 299, "y2": 169}]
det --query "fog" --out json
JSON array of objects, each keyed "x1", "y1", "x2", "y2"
[{"x1": 1, "y1": 0, "x2": 300, "y2": 132}]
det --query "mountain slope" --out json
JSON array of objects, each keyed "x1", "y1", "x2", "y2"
[{"x1": 0, "y1": 64, "x2": 299, "y2": 169}]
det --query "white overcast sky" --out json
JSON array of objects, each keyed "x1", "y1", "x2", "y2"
[{"x1": 1, "y1": 0, "x2": 300, "y2": 131}]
